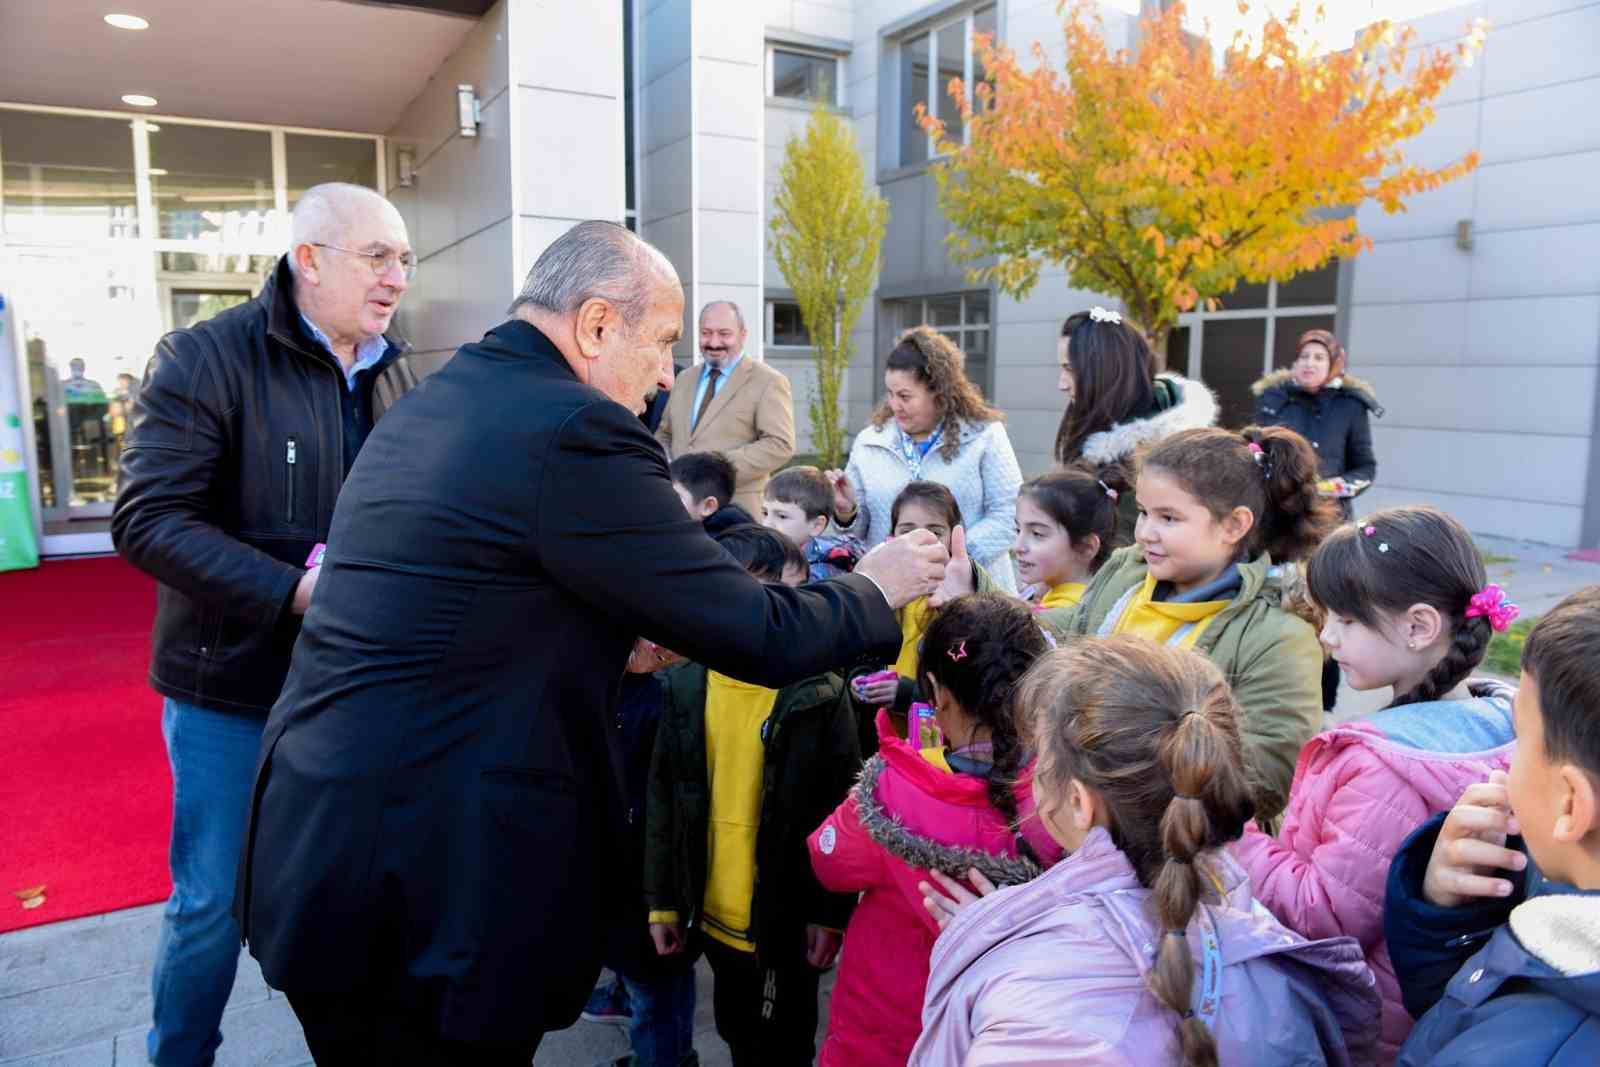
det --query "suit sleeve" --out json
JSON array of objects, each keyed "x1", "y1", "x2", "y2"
[
  {"x1": 535, "y1": 400, "x2": 902, "y2": 688},
  {"x1": 1233, "y1": 749, "x2": 1429, "y2": 945},
  {"x1": 963, "y1": 425, "x2": 1023, "y2": 571},
  {"x1": 111, "y1": 329, "x2": 303, "y2": 624},
  {"x1": 1230, "y1": 616, "x2": 1325, "y2": 822},
  {"x1": 723, "y1": 372, "x2": 796, "y2": 483},
  {"x1": 1342, "y1": 406, "x2": 1377, "y2": 483}
]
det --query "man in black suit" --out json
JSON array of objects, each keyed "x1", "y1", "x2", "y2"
[{"x1": 235, "y1": 221, "x2": 948, "y2": 1064}]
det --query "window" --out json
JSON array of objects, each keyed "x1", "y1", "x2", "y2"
[
  {"x1": 285, "y1": 134, "x2": 378, "y2": 212},
  {"x1": 149, "y1": 124, "x2": 274, "y2": 243},
  {"x1": 768, "y1": 301, "x2": 812, "y2": 347},
  {"x1": 883, "y1": 290, "x2": 992, "y2": 395},
  {"x1": 770, "y1": 48, "x2": 841, "y2": 105},
  {"x1": 1175, "y1": 262, "x2": 1341, "y2": 428},
  {"x1": 898, "y1": 5, "x2": 995, "y2": 168},
  {"x1": 0, "y1": 111, "x2": 138, "y2": 243}
]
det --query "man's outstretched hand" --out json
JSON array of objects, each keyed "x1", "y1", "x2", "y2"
[{"x1": 855, "y1": 529, "x2": 950, "y2": 610}]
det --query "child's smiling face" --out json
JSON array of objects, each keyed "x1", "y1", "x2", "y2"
[
  {"x1": 1134, "y1": 467, "x2": 1250, "y2": 594},
  {"x1": 1014, "y1": 494, "x2": 1084, "y2": 589}
]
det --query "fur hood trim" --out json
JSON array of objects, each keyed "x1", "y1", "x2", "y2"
[
  {"x1": 1511, "y1": 894, "x2": 1600, "y2": 977},
  {"x1": 1253, "y1": 369, "x2": 1384, "y2": 415},
  {"x1": 1079, "y1": 374, "x2": 1219, "y2": 466},
  {"x1": 850, "y1": 755, "x2": 1042, "y2": 888}
]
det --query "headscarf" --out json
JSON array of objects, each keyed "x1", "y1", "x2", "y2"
[{"x1": 1296, "y1": 329, "x2": 1346, "y2": 386}]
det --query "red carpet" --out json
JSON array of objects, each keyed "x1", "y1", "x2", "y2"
[{"x1": 0, "y1": 556, "x2": 170, "y2": 933}]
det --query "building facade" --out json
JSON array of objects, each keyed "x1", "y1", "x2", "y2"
[{"x1": 3, "y1": 0, "x2": 1596, "y2": 560}]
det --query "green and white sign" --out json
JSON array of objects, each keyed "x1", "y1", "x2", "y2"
[{"x1": 0, "y1": 293, "x2": 41, "y2": 571}]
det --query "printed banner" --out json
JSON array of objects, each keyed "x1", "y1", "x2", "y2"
[{"x1": 0, "y1": 293, "x2": 42, "y2": 571}]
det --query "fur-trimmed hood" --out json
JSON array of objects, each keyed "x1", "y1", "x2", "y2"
[
  {"x1": 1079, "y1": 373, "x2": 1220, "y2": 466},
  {"x1": 1253, "y1": 369, "x2": 1384, "y2": 417}
]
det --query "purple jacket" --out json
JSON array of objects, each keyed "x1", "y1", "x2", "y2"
[{"x1": 912, "y1": 827, "x2": 1380, "y2": 1067}]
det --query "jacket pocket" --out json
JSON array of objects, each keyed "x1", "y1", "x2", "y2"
[{"x1": 284, "y1": 436, "x2": 298, "y2": 525}]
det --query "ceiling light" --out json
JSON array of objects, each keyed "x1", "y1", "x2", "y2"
[
  {"x1": 104, "y1": 13, "x2": 149, "y2": 30},
  {"x1": 145, "y1": 122, "x2": 161, "y2": 132},
  {"x1": 121, "y1": 94, "x2": 158, "y2": 108},
  {"x1": 147, "y1": 168, "x2": 168, "y2": 176}
]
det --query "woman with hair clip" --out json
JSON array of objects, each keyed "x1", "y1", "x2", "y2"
[
  {"x1": 912, "y1": 637, "x2": 1380, "y2": 1067},
  {"x1": 1055, "y1": 307, "x2": 1218, "y2": 545},
  {"x1": 826, "y1": 326, "x2": 1023, "y2": 590}
]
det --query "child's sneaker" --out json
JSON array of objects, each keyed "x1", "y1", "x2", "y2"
[{"x1": 581, "y1": 976, "x2": 631, "y2": 1028}]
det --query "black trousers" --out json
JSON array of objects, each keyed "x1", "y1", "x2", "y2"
[
  {"x1": 285, "y1": 987, "x2": 542, "y2": 1066},
  {"x1": 701, "y1": 937, "x2": 822, "y2": 1067}
]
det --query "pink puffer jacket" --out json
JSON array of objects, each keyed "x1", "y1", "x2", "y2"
[
  {"x1": 911, "y1": 826, "x2": 1380, "y2": 1066},
  {"x1": 1232, "y1": 682, "x2": 1515, "y2": 1063},
  {"x1": 807, "y1": 712, "x2": 1062, "y2": 1067}
]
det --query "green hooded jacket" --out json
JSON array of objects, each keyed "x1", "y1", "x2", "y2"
[{"x1": 1038, "y1": 545, "x2": 1322, "y2": 821}]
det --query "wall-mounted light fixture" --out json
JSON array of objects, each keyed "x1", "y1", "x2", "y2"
[
  {"x1": 457, "y1": 85, "x2": 480, "y2": 138},
  {"x1": 1456, "y1": 218, "x2": 1474, "y2": 252},
  {"x1": 396, "y1": 147, "x2": 416, "y2": 187}
]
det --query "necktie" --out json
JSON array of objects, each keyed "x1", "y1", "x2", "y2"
[{"x1": 693, "y1": 366, "x2": 721, "y2": 431}]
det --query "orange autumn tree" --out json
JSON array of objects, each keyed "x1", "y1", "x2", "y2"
[{"x1": 920, "y1": 1, "x2": 1486, "y2": 357}]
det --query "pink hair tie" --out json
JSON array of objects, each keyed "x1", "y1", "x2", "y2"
[
  {"x1": 1247, "y1": 442, "x2": 1264, "y2": 455},
  {"x1": 1465, "y1": 584, "x2": 1520, "y2": 633}
]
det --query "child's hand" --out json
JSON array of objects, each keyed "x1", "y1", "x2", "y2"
[
  {"x1": 919, "y1": 867, "x2": 998, "y2": 931},
  {"x1": 825, "y1": 469, "x2": 857, "y2": 522},
  {"x1": 805, "y1": 925, "x2": 843, "y2": 969},
  {"x1": 650, "y1": 920, "x2": 686, "y2": 956},
  {"x1": 857, "y1": 676, "x2": 900, "y2": 706},
  {"x1": 927, "y1": 526, "x2": 974, "y2": 608},
  {"x1": 1423, "y1": 771, "x2": 1528, "y2": 909}
]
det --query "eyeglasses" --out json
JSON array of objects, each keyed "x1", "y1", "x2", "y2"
[{"x1": 313, "y1": 243, "x2": 417, "y2": 282}]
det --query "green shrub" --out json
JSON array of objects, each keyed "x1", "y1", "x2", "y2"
[{"x1": 1483, "y1": 616, "x2": 1537, "y2": 677}]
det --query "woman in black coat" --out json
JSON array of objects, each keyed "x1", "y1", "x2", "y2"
[
  {"x1": 1254, "y1": 328, "x2": 1382, "y2": 712},
  {"x1": 1253, "y1": 328, "x2": 1382, "y2": 516}
]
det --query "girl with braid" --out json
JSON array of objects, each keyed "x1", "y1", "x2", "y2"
[
  {"x1": 913, "y1": 637, "x2": 1379, "y2": 1067},
  {"x1": 807, "y1": 594, "x2": 1061, "y2": 1067},
  {"x1": 1235, "y1": 506, "x2": 1519, "y2": 1063}
]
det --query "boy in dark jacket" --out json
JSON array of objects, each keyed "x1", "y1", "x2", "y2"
[
  {"x1": 644, "y1": 526, "x2": 860, "y2": 1067},
  {"x1": 671, "y1": 451, "x2": 755, "y2": 535},
  {"x1": 1385, "y1": 586, "x2": 1600, "y2": 1066}
]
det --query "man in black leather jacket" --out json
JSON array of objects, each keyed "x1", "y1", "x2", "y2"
[{"x1": 112, "y1": 182, "x2": 413, "y2": 1067}]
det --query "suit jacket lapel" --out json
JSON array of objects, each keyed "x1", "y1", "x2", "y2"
[{"x1": 691, "y1": 356, "x2": 755, "y2": 442}]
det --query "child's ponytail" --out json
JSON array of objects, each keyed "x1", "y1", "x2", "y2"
[
  {"x1": 1017, "y1": 637, "x2": 1256, "y2": 1067},
  {"x1": 1140, "y1": 426, "x2": 1337, "y2": 564}
]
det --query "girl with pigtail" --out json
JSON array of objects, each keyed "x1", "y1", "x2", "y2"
[
  {"x1": 1234, "y1": 506, "x2": 1519, "y2": 1063},
  {"x1": 913, "y1": 637, "x2": 1379, "y2": 1067},
  {"x1": 807, "y1": 594, "x2": 1062, "y2": 1067},
  {"x1": 1037, "y1": 424, "x2": 1340, "y2": 821}
]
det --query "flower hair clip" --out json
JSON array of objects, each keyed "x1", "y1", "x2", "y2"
[
  {"x1": 1361, "y1": 525, "x2": 1390, "y2": 552},
  {"x1": 1097, "y1": 479, "x2": 1119, "y2": 502},
  {"x1": 1466, "y1": 584, "x2": 1520, "y2": 632},
  {"x1": 1088, "y1": 306, "x2": 1122, "y2": 325}
]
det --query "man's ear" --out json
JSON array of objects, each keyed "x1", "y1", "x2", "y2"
[
  {"x1": 293, "y1": 243, "x2": 322, "y2": 284},
  {"x1": 573, "y1": 297, "x2": 617, "y2": 360},
  {"x1": 1555, "y1": 764, "x2": 1598, "y2": 844},
  {"x1": 808, "y1": 514, "x2": 829, "y2": 538},
  {"x1": 1218, "y1": 505, "x2": 1256, "y2": 550}
]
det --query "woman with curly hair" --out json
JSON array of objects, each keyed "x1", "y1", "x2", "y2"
[{"x1": 827, "y1": 326, "x2": 1023, "y2": 590}]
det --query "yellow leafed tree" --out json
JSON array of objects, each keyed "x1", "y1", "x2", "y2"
[
  {"x1": 921, "y1": 1, "x2": 1486, "y2": 357},
  {"x1": 771, "y1": 104, "x2": 889, "y2": 469}
]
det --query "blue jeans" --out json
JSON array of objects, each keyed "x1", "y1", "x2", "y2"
[
  {"x1": 147, "y1": 699, "x2": 266, "y2": 1067},
  {"x1": 618, "y1": 965, "x2": 697, "y2": 1067}
]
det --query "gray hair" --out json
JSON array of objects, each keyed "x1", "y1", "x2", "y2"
[
  {"x1": 288, "y1": 183, "x2": 398, "y2": 273},
  {"x1": 508, "y1": 220, "x2": 678, "y2": 326},
  {"x1": 699, "y1": 300, "x2": 745, "y2": 332}
]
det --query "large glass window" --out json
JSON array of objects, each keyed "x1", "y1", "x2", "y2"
[
  {"x1": 286, "y1": 134, "x2": 377, "y2": 211},
  {"x1": 771, "y1": 49, "x2": 840, "y2": 104},
  {"x1": 898, "y1": 5, "x2": 995, "y2": 167},
  {"x1": 0, "y1": 111, "x2": 137, "y2": 244},
  {"x1": 884, "y1": 290, "x2": 993, "y2": 395},
  {"x1": 1176, "y1": 264, "x2": 1340, "y2": 428},
  {"x1": 149, "y1": 123, "x2": 275, "y2": 243}
]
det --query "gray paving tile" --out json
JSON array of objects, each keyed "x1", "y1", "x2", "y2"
[
  {"x1": 0, "y1": 911, "x2": 157, "y2": 999},
  {"x1": 109, "y1": 995, "x2": 310, "y2": 1067},
  {"x1": 0, "y1": 1040, "x2": 113, "y2": 1066}
]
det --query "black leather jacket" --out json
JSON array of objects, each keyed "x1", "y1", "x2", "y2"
[{"x1": 112, "y1": 256, "x2": 406, "y2": 716}]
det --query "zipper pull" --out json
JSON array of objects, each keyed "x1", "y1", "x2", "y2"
[{"x1": 286, "y1": 437, "x2": 297, "y2": 465}]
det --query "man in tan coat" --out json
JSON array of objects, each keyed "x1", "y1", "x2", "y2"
[{"x1": 657, "y1": 301, "x2": 796, "y2": 515}]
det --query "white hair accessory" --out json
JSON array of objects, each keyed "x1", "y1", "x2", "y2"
[{"x1": 1088, "y1": 306, "x2": 1122, "y2": 325}]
